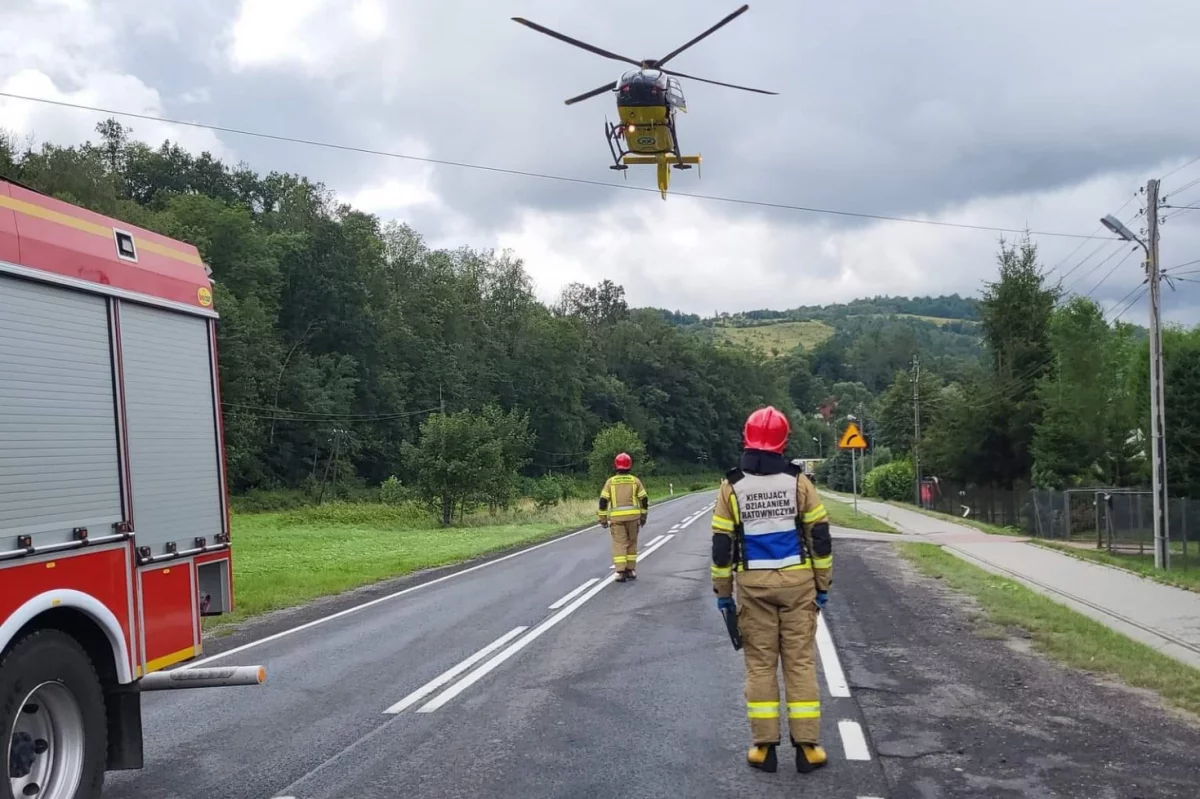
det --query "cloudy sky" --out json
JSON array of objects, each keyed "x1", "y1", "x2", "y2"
[{"x1": 2, "y1": 0, "x2": 1199, "y2": 321}]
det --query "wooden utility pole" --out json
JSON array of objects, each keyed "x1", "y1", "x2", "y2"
[{"x1": 1146, "y1": 178, "x2": 1170, "y2": 569}]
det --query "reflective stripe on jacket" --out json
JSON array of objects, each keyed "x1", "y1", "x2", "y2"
[{"x1": 599, "y1": 474, "x2": 647, "y2": 521}]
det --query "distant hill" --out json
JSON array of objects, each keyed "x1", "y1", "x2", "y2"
[
  {"x1": 641, "y1": 294, "x2": 983, "y2": 362},
  {"x1": 712, "y1": 320, "x2": 835, "y2": 354}
]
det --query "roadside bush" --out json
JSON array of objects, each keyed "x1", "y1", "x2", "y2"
[
  {"x1": 379, "y1": 475, "x2": 407, "y2": 506},
  {"x1": 588, "y1": 423, "x2": 651, "y2": 482},
  {"x1": 230, "y1": 488, "x2": 310, "y2": 514},
  {"x1": 531, "y1": 475, "x2": 563, "y2": 509},
  {"x1": 863, "y1": 460, "x2": 915, "y2": 502}
]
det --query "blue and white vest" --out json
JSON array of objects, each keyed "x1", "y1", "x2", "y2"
[{"x1": 730, "y1": 471, "x2": 804, "y2": 570}]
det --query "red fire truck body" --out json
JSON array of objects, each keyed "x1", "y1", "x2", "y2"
[{"x1": 1, "y1": 177, "x2": 261, "y2": 798}]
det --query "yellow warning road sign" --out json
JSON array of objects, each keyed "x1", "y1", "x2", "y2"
[{"x1": 838, "y1": 422, "x2": 867, "y2": 450}]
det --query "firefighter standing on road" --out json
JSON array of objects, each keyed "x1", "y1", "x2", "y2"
[
  {"x1": 711, "y1": 407, "x2": 832, "y2": 774},
  {"x1": 598, "y1": 453, "x2": 648, "y2": 582}
]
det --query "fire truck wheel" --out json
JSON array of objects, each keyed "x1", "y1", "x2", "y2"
[{"x1": 2, "y1": 630, "x2": 107, "y2": 799}]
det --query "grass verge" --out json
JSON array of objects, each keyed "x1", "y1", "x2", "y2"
[
  {"x1": 1033, "y1": 541, "x2": 1200, "y2": 594},
  {"x1": 208, "y1": 490, "x2": 705, "y2": 631},
  {"x1": 825, "y1": 501, "x2": 898, "y2": 534},
  {"x1": 898, "y1": 542, "x2": 1200, "y2": 716},
  {"x1": 886, "y1": 501, "x2": 1024, "y2": 537}
]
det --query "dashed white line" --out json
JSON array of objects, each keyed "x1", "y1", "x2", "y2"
[
  {"x1": 417, "y1": 576, "x2": 616, "y2": 712},
  {"x1": 417, "y1": 533, "x2": 676, "y2": 712},
  {"x1": 838, "y1": 720, "x2": 871, "y2": 760},
  {"x1": 548, "y1": 578, "x2": 600, "y2": 609},
  {"x1": 183, "y1": 494, "x2": 701, "y2": 669},
  {"x1": 815, "y1": 612, "x2": 850, "y2": 698},
  {"x1": 383, "y1": 626, "x2": 528, "y2": 714}
]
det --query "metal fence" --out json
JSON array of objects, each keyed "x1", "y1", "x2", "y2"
[{"x1": 919, "y1": 480, "x2": 1198, "y2": 565}]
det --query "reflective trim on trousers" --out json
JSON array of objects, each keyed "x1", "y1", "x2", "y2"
[
  {"x1": 747, "y1": 701, "x2": 780, "y2": 720},
  {"x1": 788, "y1": 700, "x2": 820, "y2": 719}
]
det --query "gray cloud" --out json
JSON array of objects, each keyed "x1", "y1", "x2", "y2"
[{"x1": 3, "y1": 0, "x2": 1200, "y2": 318}]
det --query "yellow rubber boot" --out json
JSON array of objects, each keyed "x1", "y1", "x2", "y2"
[
  {"x1": 746, "y1": 744, "x2": 777, "y2": 772},
  {"x1": 795, "y1": 742, "x2": 827, "y2": 773}
]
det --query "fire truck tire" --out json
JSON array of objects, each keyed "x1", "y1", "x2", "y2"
[{"x1": 2, "y1": 630, "x2": 107, "y2": 799}]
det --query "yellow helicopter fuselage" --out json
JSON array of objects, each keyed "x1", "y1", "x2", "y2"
[{"x1": 611, "y1": 76, "x2": 700, "y2": 198}]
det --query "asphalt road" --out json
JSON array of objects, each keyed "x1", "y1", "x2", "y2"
[{"x1": 102, "y1": 493, "x2": 1200, "y2": 799}]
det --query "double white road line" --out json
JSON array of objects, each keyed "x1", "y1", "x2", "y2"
[{"x1": 386, "y1": 531, "x2": 678, "y2": 715}]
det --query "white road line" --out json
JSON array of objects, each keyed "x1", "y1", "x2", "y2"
[
  {"x1": 418, "y1": 533, "x2": 677, "y2": 712},
  {"x1": 838, "y1": 720, "x2": 871, "y2": 760},
  {"x1": 815, "y1": 612, "x2": 850, "y2": 698},
  {"x1": 184, "y1": 494, "x2": 702, "y2": 668},
  {"x1": 611, "y1": 532, "x2": 666, "y2": 569},
  {"x1": 417, "y1": 576, "x2": 616, "y2": 712},
  {"x1": 548, "y1": 578, "x2": 600, "y2": 610},
  {"x1": 383, "y1": 626, "x2": 528, "y2": 714}
]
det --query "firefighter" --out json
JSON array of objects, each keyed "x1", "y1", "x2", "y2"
[
  {"x1": 598, "y1": 452, "x2": 648, "y2": 582},
  {"x1": 711, "y1": 406, "x2": 832, "y2": 774}
]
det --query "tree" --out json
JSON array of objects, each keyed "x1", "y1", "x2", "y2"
[
  {"x1": 1132, "y1": 326, "x2": 1200, "y2": 498},
  {"x1": 400, "y1": 410, "x2": 506, "y2": 525},
  {"x1": 972, "y1": 234, "x2": 1060, "y2": 487},
  {"x1": 1031, "y1": 297, "x2": 1114, "y2": 488},
  {"x1": 479, "y1": 404, "x2": 535, "y2": 510},
  {"x1": 876, "y1": 368, "x2": 943, "y2": 455},
  {"x1": 589, "y1": 423, "x2": 650, "y2": 483}
]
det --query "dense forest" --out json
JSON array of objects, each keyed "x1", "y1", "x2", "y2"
[
  {"x1": 4, "y1": 121, "x2": 1198, "y2": 504},
  {"x1": 0, "y1": 122, "x2": 804, "y2": 497}
]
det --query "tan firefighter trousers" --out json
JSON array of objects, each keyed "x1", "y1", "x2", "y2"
[
  {"x1": 610, "y1": 520, "x2": 640, "y2": 572},
  {"x1": 736, "y1": 568, "x2": 821, "y2": 745}
]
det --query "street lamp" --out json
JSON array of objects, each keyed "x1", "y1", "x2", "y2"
[
  {"x1": 1101, "y1": 197, "x2": 1170, "y2": 569},
  {"x1": 1100, "y1": 214, "x2": 1145, "y2": 250}
]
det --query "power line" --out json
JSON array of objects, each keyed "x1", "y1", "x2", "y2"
[
  {"x1": 1163, "y1": 259, "x2": 1200, "y2": 273},
  {"x1": 1052, "y1": 199, "x2": 1140, "y2": 286},
  {"x1": 1061, "y1": 241, "x2": 1127, "y2": 295},
  {"x1": 1161, "y1": 155, "x2": 1200, "y2": 182},
  {"x1": 1112, "y1": 287, "x2": 1148, "y2": 322},
  {"x1": 0, "y1": 91, "x2": 1113, "y2": 241},
  {"x1": 1084, "y1": 247, "x2": 1138, "y2": 298},
  {"x1": 1109, "y1": 280, "x2": 1149, "y2": 321}
]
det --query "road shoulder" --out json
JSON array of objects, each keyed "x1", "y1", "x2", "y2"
[{"x1": 835, "y1": 540, "x2": 1200, "y2": 798}]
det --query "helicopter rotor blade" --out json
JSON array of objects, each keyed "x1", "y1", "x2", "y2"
[
  {"x1": 660, "y1": 68, "x2": 777, "y2": 95},
  {"x1": 565, "y1": 81, "x2": 618, "y2": 105},
  {"x1": 654, "y1": 4, "x2": 751, "y2": 68},
  {"x1": 512, "y1": 17, "x2": 642, "y2": 67}
]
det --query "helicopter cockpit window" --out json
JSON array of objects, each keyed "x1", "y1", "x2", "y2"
[{"x1": 666, "y1": 77, "x2": 685, "y2": 106}]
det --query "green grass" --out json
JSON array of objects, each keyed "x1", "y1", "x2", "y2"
[
  {"x1": 899, "y1": 542, "x2": 1200, "y2": 715},
  {"x1": 211, "y1": 485, "x2": 715, "y2": 631},
  {"x1": 713, "y1": 320, "x2": 834, "y2": 355},
  {"x1": 824, "y1": 501, "x2": 898, "y2": 534},
  {"x1": 895, "y1": 313, "x2": 977, "y2": 326},
  {"x1": 1034, "y1": 541, "x2": 1200, "y2": 594},
  {"x1": 889, "y1": 501, "x2": 1025, "y2": 537},
  {"x1": 212, "y1": 500, "x2": 595, "y2": 629}
]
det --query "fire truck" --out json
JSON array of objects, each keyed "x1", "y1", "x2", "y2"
[{"x1": 1, "y1": 177, "x2": 263, "y2": 798}]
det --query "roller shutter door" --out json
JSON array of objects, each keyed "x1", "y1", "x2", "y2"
[
  {"x1": 120, "y1": 301, "x2": 222, "y2": 554},
  {"x1": 0, "y1": 275, "x2": 122, "y2": 551}
]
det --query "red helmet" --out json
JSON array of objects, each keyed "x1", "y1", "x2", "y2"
[
  {"x1": 744, "y1": 406, "x2": 789, "y2": 454},
  {"x1": 614, "y1": 452, "x2": 633, "y2": 470}
]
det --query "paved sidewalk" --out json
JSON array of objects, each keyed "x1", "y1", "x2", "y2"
[{"x1": 823, "y1": 493, "x2": 1200, "y2": 670}]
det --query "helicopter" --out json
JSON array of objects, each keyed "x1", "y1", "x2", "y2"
[{"x1": 512, "y1": 4, "x2": 776, "y2": 199}]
